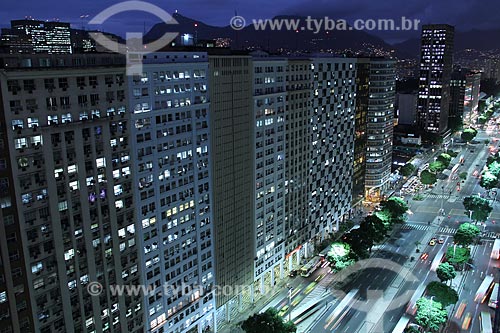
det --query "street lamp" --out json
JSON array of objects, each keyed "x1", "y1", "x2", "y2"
[
  {"x1": 287, "y1": 286, "x2": 293, "y2": 322},
  {"x1": 426, "y1": 296, "x2": 436, "y2": 331}
]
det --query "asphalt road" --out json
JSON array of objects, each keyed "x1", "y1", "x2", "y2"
[{"x1": 291, "y1": 127, "x2": 500, "y2": 333}]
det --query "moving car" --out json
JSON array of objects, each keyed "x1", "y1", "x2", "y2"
[
  {"x1": 438, "y1": 238, "x2": 445, "y2": 244},
  {"x1": 420, "y1": 252, "x2": 429, "y2": 260},
  {"x1": 429, "y1": 238, "x2": 437, "y2": 246},
  {"x1": 289, "y1": 270, "x2": 297, "y2": 278}
]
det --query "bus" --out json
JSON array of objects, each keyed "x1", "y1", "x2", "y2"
[
  {"x1": 475, "y1": 275, "x2": 495, "y2": 303},
  {"x1": 479, "y1": 311, "x2": 493, "y2": 333},
  {"x1": 391, "y1": 315, "x2": 411, "y2": 333},
  {"x1": 430, "y1": 247, "x2": 446, "y2": 271},
  {"x1": 491, "y1": 239, "x2": 500, "y2": 260},
  {"x1": 488, "y1": 283, "x2": 499, "y2": 308},
  {"x1": 300, "y1": 256, "x2": 322, "y2": 277}
]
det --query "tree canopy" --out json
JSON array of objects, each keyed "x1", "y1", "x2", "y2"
[
  {"x1": 436, "y1": 263, "x2": 457, "y2": 284},
  {"x1": 437, "y1": 153, "x2": 452, "y2": 167},
  {"x1": 453, "y1": 223, "x2": 481, "y2": 246},
  {"x1": 401, "y1": 163, "x2": 416, "y2": 177},
  {"x1": 463, "y1": 196, "x2": 493, "y2": 222},
  {"x1": 429, "y1": 161, "x2": 446, "y2": 173},
  {"x1": 380, "y1": 197, "x2": 408, "y2": 220},
  {"x1": 420, "y1": 170, "x2": 437, "y2": 185},
  {"x1": 241, "y1": 308, "x2": 297, "y2": 333},
  {"x1": 326, "y1": 242, "x2": 355, "y2": 273},
  {"x1": 446, "y1": 246, "x2": 470, "y2": 265},
  {"x1": 461, "y1": 128, "x2": 478, "y2": 142},
  {"x1": 426, "y1": 281, "x2": 459, "y2": 307},
  {"x1": 415, "y1": 297, "x2": 448, "y2": 332}
]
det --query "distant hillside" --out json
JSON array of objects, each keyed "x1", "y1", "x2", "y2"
[
  {"x1": 394, "y1": 28, "x2": 500, "y2": 58},
  {"x1": 145, "y1": 13, "x2": 395, "y2": 53}
]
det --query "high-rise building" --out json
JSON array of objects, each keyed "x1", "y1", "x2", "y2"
[
  {"x1": 129, "y1": 52, "x2": 216, "y2": 333},
  {"x1": 0, "y1": 54, "x2": 144, "y2": 332},
  {"x1": 464, "y1": 71, "x2": 481, "y2": 122},
  {"x1": 416, "y1": 24, "x2": 454, "y2": 134},
  {"x1": 1, "y1": 20, "x2": 72, "y2": 54},
  {"x1": 449, "y1": 68, "x2": 467, "y2": 130},
  {"x1": 353, "y1": 60, "x2": 369, "y2": 205},
  {"x1": 357, "y1": 58, "x2": 395, "y2": 201},
  {"x1": 308, "y1": 57, "x2": 356, "y2": 235},
  {"x1": 209, "y1": 54, "x2": 356, "y2": 329},
  {"x1": 208, "y1": 55, "x2": 256, "y2": 320},
  {"x1": 251, "y1": 56, "x2": 287, "y2": 288},
  {"x1": 284, "y1": 58, "x2": 312, "y2": 260},
  {"x1": 395, "y1": 93, "x2": 417, "y2": 126}
]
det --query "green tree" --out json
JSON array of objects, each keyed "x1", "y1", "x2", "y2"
[
  {"x1": 342, "y1": 229, "x2": 369, "y2": 259},
  {"x1": 380, "y1": 197, "x2": 409, "y2": 220},
  {"x1": 420, "y1": 170, "x2": 437, "y2": 185},
  {"x1": 241, "y1": 308, "x2": 297, "y2": 333},
  {"x1": 426, "y1": 281, "x2": 459, "y2": 307},
  {"x1": 481, "y1": 171, "x2": 499, "y2": 189},
  {"x1": 415, "y1": 297, "x2": 448, "y2": 332},
  {"x1": 459, "y1": 172, "x2": 467, "y2": 180},
  {"x1": 463, "y1": 196, "x2": 493, "y2": 222},
  {"x1": 400, "y1": 163, "x2": 416, "y2": 177},
  {"x1": 436, "y1": 263, "x2": 457, "y2": 284},
  {"x1": 437, "y1": 153, "x2": 452, "y2": 167},
  {"x1": 429, "y1": 161, "x2": 446, "y2": 173},
  {"x1": 489, "y1": 161, "x2": 500, "y2": 176},
  {"x1": 446, "y1": 246, "x2": 470, "y2": 266},
  {"x1": 361, "y1": 214, "x2": 390, "y2": 244},
  {"x1": 414, "y1": 241, "x2": 421, "y2": 252},
  {"x1": 326, "y1": 242, "x2": 355, "y2": 272},
  {"x1": 461, "y1": 128, "x2": 477, "y2": 142},
  {"x1": 453, "y1": 223, "x2": 481, "y2": 246}
]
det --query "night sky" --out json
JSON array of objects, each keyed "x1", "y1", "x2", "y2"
[{"x1": 2, "y1": 0, "x2": 499, "y2": 43}]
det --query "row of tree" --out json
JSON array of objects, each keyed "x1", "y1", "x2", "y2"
[
  {"x1": 241, "y1": 198, "x2": 410, "y2": 333},
  {"x1": 409, "y1": 223, "x2": 479, "y2": 332},
  {"x1": 341, "y1": 197, "x2": 409, "y2": 260}
]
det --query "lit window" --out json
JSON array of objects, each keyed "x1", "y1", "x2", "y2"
[{"x1": 58, "y1": 201, "x2": 68, "y2": 212}]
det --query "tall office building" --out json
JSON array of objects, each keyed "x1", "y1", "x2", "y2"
[
  {"x1": 284, "y1": 59, "x2": 312, "y2": 260},
  {"x1": 464, "y1": 71, "x2": 481, "y2": 121},
  {"x1": 129, "y1": 52, "x2": 215, "y2": 333},
  {"x1": 395, "y1": 93, "x2": 417, "y2": 125},
  {"x1": 209, "y1": 55, "x2": 256, "y2": 321},
  {"x1": 0, "y1": 54, "x2": 144, "y2": 332},
  {"x1": 353, "y1": 60, "x2": 369, "y2": 205},
  {"x1": 251, "y1": 56, "x2": 287, "y2": 289},
  {"x1": 308, "y1": 58, "x2": 356, "y2": 233},
  {"x1": 210, "y1": 54, "x2": 356, "y2": 327},
  {"x1": 357, "y1": 58, "x2": 396, "y2": 201},
  {"x1": 1, "y1": 20, "x2": 72, "y2": 54},
  {"x1": 449, "y1": 68, "x2": 467, "y2": 130},
  {"x1": 416, "y1": 24, "x2": 454, "y2": 134}
]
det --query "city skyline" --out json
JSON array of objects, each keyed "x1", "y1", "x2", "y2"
[{"x1": 1, "y1": 0, "x2": 500, "y2": 43}]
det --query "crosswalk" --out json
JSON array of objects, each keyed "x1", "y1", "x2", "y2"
[{"x1": 400, "y1": 223, "x2": 500, "y2": 238}]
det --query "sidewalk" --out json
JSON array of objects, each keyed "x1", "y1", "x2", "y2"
[{"x1": 217, "y1": 278, "x2": 290, "y2": 333}]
